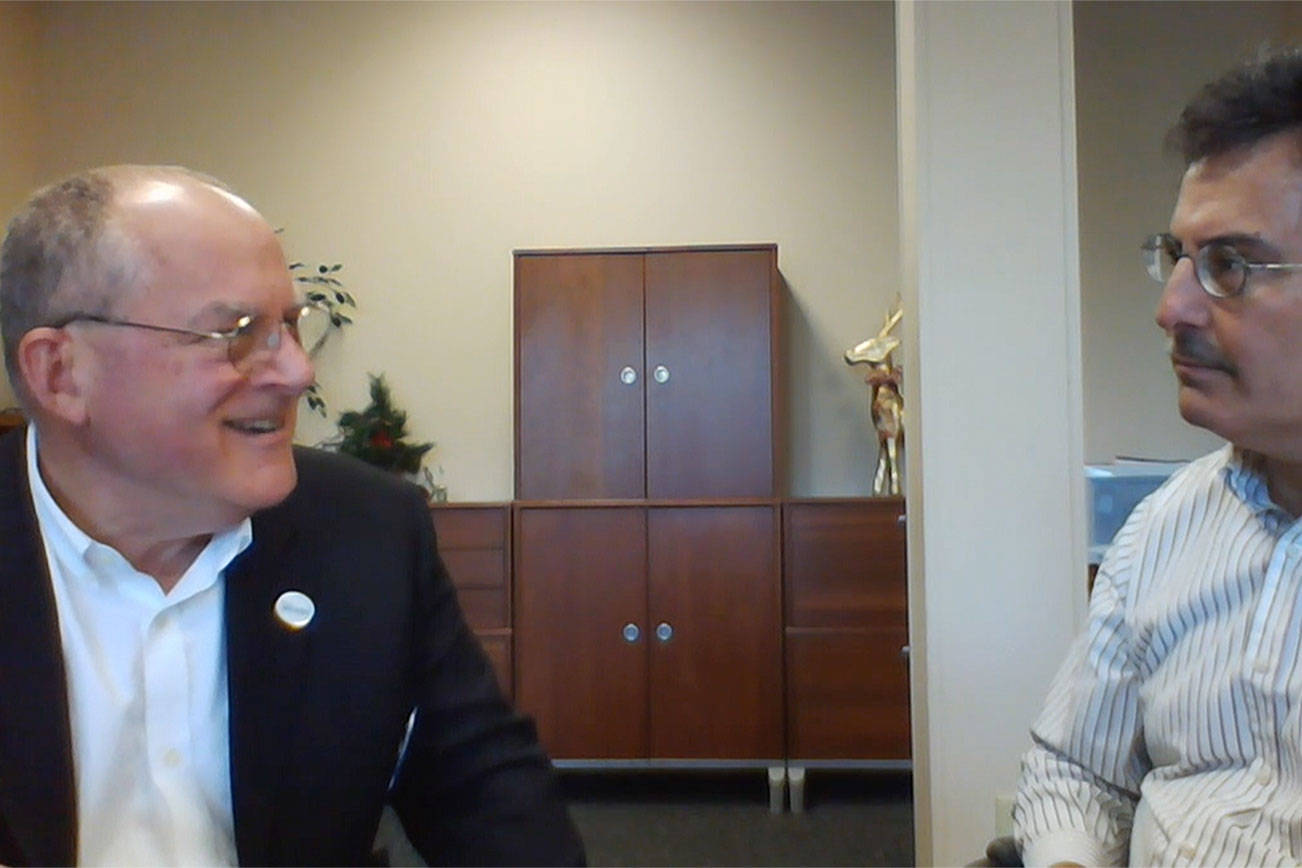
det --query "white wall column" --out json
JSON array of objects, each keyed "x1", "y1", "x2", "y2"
[{"x1": 896, "y1": 2, "x2": 1087, "y2": 864}]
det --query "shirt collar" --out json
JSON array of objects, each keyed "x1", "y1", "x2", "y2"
[
  {"x1": 26, "y1": 424, "x2": 252, "y2": 599},
  {"x1": 1224, "y1": 444, "x2": 1295, "y2": 532}
]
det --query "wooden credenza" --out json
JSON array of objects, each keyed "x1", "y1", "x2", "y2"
[{"x1": 430, "y1": 495, "x2": 911, "y2": 809}]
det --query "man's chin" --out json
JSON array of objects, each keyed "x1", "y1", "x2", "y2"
[
  {"x1": 232, "y1": 459, "x2": 299, "y2": 516},
  {"x1": 1176, "y1": 389, "x2": 1232, "y2": 441}
]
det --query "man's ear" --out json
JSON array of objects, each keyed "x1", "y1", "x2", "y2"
[{"x1": 17, "y1": 327, "x2": 89, "y2": 426}]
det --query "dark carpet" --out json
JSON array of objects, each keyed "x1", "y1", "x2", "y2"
[{"x1": 562, "y1": 770, "x2": 914, "y2": 867}]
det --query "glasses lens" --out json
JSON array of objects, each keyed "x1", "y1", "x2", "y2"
[
  {"x1": 226, "y1": 306, "x2": 330, "y2": 373},
  {"x1": 1142, "y1": 235, "x2": 1178, "y2": 284},
  {"x1": 226, "y1": 315, "x2": 273, "y2": 374},
  {"x1": 296, "y1": 304, "x2": 331, "y2": 356},
  {"x1": 1197, "y1": 244, "x2": 1246, "y2": 297},
  {"x1": 230, "y1": 316, "x2": 283, "y2": 377}
]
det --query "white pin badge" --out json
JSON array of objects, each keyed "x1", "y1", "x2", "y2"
[{"x1": 274, "y1": 590, "x2": 315, "y2": 631}]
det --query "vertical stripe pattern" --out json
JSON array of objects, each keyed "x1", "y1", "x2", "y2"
[{"x1": 1015, "y1": 445, "x2": 1302, "y2": 866}]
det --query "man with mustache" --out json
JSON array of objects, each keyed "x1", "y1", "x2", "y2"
[
  {"x1": 1012, "y1": 48, "x2": 1302, "y2": 867},
  {"x1": 0, "y1": 166, "x2": 584, "y2": 866}
]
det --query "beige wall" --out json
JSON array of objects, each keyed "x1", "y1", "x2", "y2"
[
  {"x1": 1075, "y1": 1, "x2": 1302, "y2": 463},
  {"x1": 0, "y1": 2, "x2": 41, "y2": 409},
  {"x1": 18, "y1": 1, "x2": 898, "y2": 500}
]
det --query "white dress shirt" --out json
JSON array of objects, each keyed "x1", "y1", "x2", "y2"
[
  {"x1": 27, "y1": 425, "x2": 251, "y2": 866},
  {"x1": 1015, "y1": 444, "x2": 1302, "y2": 866}
]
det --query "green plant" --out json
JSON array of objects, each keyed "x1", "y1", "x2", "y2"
[
  {"x1": 289, "y1": 261, "x2": 357, "y2": 415},
  {"x1": 291, "y1": 261, "x2": 356, "y2": 328},
  {"x1": 336, "y1": 374, "x2": 434, "y2": 475}
]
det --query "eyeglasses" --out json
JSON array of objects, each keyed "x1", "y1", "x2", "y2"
[
  {"x1": 1142, "y1": 233, "x2": 1302, "y2": 298},
  {"x1": 49, "y1": 302, "x2": 331, "y2": 375}
]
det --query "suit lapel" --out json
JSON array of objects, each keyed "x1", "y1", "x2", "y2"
[
  {"x1": 225, "y1": 503, "x2": 314, "y2": 866},
  {"x1": 0, "y1": 430, "x2": 76, "y2": 866}
]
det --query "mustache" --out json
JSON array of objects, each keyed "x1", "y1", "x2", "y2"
[{"x1": 1167, "y1": 328, "x2": 1236, "y2": 375}]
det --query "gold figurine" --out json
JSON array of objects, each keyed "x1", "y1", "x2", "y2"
[{"x1": 845, "y1": 299, "x2": 903, "y2": 496}]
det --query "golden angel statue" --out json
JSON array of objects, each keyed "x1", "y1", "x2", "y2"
[{"x1": 845, "y1": 299, "x2": 903, "y2": 496}]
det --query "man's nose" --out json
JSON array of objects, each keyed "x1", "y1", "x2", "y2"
[
  {"x1": 262, "y1": 321, "x2": 316, "y2": 394},
  {"x1": 1155, "y1": 256, "x2": 1210, "y2": 333}
]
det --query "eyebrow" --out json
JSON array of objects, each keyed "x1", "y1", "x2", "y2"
[
  {"x1": 186, "y1": 300, "x2": 304, "y2": 327},
  {"x1": 1201, "y1": 232, "x2": 1283, "y2": 260},
  {"x1": 186, "y1": 302, "x2": 250, "y2": 327}
]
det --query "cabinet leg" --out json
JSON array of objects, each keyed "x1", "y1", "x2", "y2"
[
  {"x1": 768, "y1": 766, "x2": 787, "y2": 815},
  {"x1": 788, "y1": 765, "x2": 806, "y2": 814}
]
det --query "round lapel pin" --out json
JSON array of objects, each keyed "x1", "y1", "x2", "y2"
[{"x1": 274, "y1": 590, "x2": 315, "y2": 630}]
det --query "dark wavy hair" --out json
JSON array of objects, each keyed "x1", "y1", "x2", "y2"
[{"x1": 1168, "y1": 46, "x2": 1302, "y2": 164}]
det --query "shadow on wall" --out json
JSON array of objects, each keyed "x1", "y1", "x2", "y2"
[{"x1": 783, "y1": 272, "x2": 882, "y2": 498}]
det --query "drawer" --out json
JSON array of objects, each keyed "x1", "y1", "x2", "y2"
[
  {"x1": 455, "y1": 586, "x2": 509, "y2": 631},
  {"x1": 476, "y1": 630, "x2": 513, "y2": 699},
  {"x1": 785, "y1": 627, "x2": 911, "y2": 760},
  {"x1": 441, "y1": 548, "x2": 507, "y2": 590},
  {"x1": 431, "y1": 507, "x2": 507, "y2": 550},
  {"x1": 784, "y1": 500, "x2": 906, "y2": 628}
]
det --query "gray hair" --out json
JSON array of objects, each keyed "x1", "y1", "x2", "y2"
[{"x1": 0, "y1": 165, "x2": 227, "y2": 406}]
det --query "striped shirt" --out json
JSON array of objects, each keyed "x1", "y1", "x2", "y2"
[{"x1": 1014, "y1": 444, "x2": 1302, "y2": 867}]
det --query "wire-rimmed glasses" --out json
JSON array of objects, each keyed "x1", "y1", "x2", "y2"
[
  {"x1": 1142, "y1": 232, "x2": 1302, "y2": 298},
  {"x1": 48, "y1": 302, "x2": 331, "y2": 375}
]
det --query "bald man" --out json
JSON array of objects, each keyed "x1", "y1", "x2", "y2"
[{"x1": 0, "y1": 166, "x2": 584, "y2": 866}]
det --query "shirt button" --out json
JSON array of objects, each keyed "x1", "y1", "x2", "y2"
[
  {"x1": 1257, "y1": 767, "x2": 1272, "y2": 785},
  {"x1": 163, "y1": 749, "x2": 182, "y2": 768},
  {"x1": 1255, "y1": 659, "x2": 1271, "y2": 673},
  {"x1": 1179, "y1": 844, "x2": 1196, "y2": 860}
]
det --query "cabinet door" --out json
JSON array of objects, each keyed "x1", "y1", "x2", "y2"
[
  {"x1": 515, "y1": 253, "x2": 646, "y2": 499},
  {"x1": 514, "y1": 507, "x2": 648, "y2": 759},
  {"x1": 646, "y1": 506, "x2": 783, "y2": 759},
  {"x1": 644, "y1": 249, "x2": 776, "y2": 498}
]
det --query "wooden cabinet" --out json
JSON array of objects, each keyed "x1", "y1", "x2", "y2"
[
  {"x1": 514, "y1": 503, "x2": 783, "y2": 761},
  {"x1": 514, "y1": 246, "x2": 781, "y2": 500},
  {"x1": 783, "y1": 498, "x2": 910, "y2": 761},
  {"x1": 513, "y1": 245, "x2": 788, "y2": 770},
  {"x1": 0, "y1": 410, "x2": 23, "y2": 437},
  {"x1": 429, "y1": 504, "x2": 514, "y2": 698}
]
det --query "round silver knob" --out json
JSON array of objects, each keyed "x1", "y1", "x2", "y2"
[
  {"x1": 620, "y1": 366, "x2": 637, "y2": 385},
  {"x1": 653, "y1": 365, "x2": 670, "y2": 384},
  {"x1": 655, "y1": 622, "x2": 673, "y2": 642},
  {"x1": 622, "y1": 623, "x2": 641, "y2": 643}
]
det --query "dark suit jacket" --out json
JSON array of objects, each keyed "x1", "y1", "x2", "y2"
[{"x1": 0, "y1": 430, "x2": 584, "y2": 866}]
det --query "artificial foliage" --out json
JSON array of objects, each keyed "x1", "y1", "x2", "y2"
[
  {"x1": 289, "y1": 261, "x2": 357, "y2": 416},
  {"x1": 336, "y1": 374, "x2": 434, "y2": 474},
  {"x1": 290, "y1": 261, "x2": 357, "y2": 329}
]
